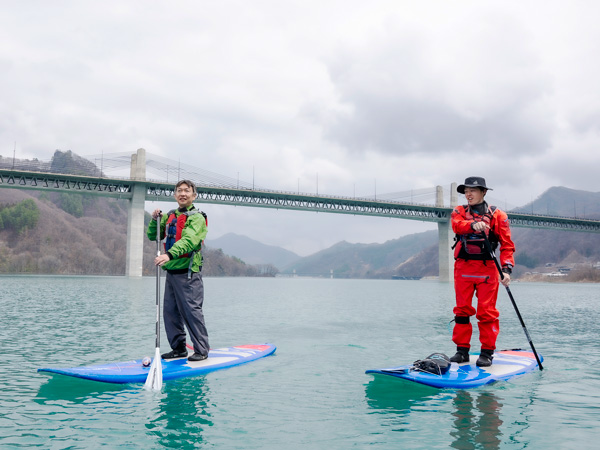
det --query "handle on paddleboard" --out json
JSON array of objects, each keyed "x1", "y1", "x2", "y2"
[{"x1": 481, "y1": 233, "x2": 544, "y2": 370}]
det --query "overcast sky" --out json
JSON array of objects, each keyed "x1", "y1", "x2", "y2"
[{"x1": 2, "y1": 1, "x2": 599, "y2": 255}]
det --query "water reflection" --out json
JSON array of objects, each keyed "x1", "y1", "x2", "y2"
[
  {"x1": 364, "y1": 376, "x2": 439, "y2": 414},
  {"x1": 450, "y1": 390, "x2": 503, "y2": 450},
  {"x1": 149, "y1": 376, "x2": 213, "y2": 449},
  {"x1": 36, "y1": 375, "x2": 129, "y2": 404},
  {"x1": 365, "y1": 376, "x2": 504, "y2": 449},
  {"x1": 36, "y1": 373, "x2": 214, "y2": 449}
]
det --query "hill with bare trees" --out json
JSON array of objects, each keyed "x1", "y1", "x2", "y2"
[{"x1": 0, "y1": 188, "x2": 274, "y2": 277}]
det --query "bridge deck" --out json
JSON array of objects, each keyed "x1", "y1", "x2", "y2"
[{"x1": 2, "y1": 168, "x2": 599, "y2": 232}]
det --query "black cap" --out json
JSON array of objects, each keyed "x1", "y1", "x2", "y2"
[{"x1": 457, "y1": 176, "x2": 493, "y2": 194}]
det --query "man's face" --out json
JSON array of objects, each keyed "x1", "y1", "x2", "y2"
[
  {"x1": 174, "y1": 183, "x2": 196, "y2": 208},
  {"x1": 463, "y1": 187, "x2": 486, "y2": 206}
]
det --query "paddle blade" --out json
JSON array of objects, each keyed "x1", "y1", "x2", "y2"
[{"x1": 143, "y1": 348, "x2": 163, "y2": 391}]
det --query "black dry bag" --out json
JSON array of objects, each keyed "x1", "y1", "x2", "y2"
[{"x1": 412, "y1": 353, "x2": 451, "y2": 375}]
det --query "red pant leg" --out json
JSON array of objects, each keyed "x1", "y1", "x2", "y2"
[
  {"x1": 474, "y1": 265, "x2": 500, "y2": 350},
  {"x1": 453, "y1": 260, "x2": 500, "y2": 350},
  {"x1": 452, "y1": 260, "x2": 477, "y2": 348}
]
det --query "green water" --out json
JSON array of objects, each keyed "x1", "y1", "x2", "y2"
[{"x1": 1, "y1": 275, "x2": 598, "y2": 449}]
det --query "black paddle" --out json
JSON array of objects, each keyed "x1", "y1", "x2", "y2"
[{"x1": 481, "y1": 233, "x2": 544, "y2": 370}]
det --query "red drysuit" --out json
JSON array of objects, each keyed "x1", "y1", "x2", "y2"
[{"x1": 451, "y1": 203, "x2": 515, "y2": 351}]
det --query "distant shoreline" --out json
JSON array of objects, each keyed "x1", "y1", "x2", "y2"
[{"x1": 1, "y1": 272, "x2": 598, "y2": 283}]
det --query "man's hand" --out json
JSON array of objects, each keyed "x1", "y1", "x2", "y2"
[
  {"x1": 154, "y1": 254, "x2": 170, "y2": 266},
  {"x1": 472, "y1": 221, "x2": 488, "y2": 232},
  {"x1": 152, "y1": 209, "x2": 162, "y2": 219},
  {"x1": 500, "y1": 272, "x2": 511, "y2": 287}
]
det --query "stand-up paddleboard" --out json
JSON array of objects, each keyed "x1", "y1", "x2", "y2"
[
  {"x1": 366, "y1": 350, "x2": 542, "y2": 389},
  {"x1": 39, "y1": 343, "x2": 276, "y2": 384}
]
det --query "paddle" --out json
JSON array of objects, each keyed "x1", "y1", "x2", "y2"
[
  {"x1": 481, "y1": 233, "x2": 544, "y2": 370},
  {"x1": 144, "y1": 214, "x2": 164, "y2": 390}
]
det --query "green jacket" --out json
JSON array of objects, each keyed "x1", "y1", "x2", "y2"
[{"x1": 147, "y1": 205, "x2": 208, "y2": 273}]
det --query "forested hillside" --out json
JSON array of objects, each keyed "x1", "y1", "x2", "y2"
[
  {"x1": 280, "y1": 187, "x2": 600, "y2": 281},
  {"x1": 512, "y1": 186, "x2": 600, "y2": 218},
  {"x1": 3, "y1": 186, "x2": 599, "y2": 279},
  {"x1": 2, "y1": 152, "x2": 598, "y2": 280},
  {"x1": 0, "y1": 188, "x2": 272, "y2": 276},
  {"x1": 0, "y1": 189, "x2": 132, "y2": 274}
]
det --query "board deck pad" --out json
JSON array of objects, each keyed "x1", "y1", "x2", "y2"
[
  {"x1": 366, "y1": 350, "x2": 542, "y2": 389},
  {"x1": 39, "y1": 344, "x2": 276, "y2": 384}
]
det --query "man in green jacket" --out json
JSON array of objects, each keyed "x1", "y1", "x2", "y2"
[{"x1": 147, "y1": 179, "x2": 209, "y2": 362}]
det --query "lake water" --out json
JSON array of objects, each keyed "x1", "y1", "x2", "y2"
[{"x1": 0, "y1": 275, "x2": 598, "y2": 449}]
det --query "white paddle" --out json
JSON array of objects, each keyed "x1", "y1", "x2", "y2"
[{"x1": 144, "y1": 214, "x2": 163, "y2": 390}]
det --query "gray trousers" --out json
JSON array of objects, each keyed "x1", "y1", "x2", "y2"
[{"x1": 163, "y1": 271, "x2": 209, "y2": 356}]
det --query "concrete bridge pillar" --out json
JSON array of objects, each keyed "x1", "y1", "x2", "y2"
[
  {"x1": 437, "y1": 183, "x2": 457, "y2": 282},
  {"x1": 126, "y1": 148, "x2": 147, "y2": 277}
]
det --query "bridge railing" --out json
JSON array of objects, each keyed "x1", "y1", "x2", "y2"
[{"x1": 2, "y1": 167, "x2": 600, "y2": 232}]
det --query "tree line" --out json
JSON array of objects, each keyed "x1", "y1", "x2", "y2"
[
  {"x1": 0, "y1": 194, "x2": 279, "y2": 277},
  {"x1": 0, "y1": 199, "x2": 40, "y2": 233}
]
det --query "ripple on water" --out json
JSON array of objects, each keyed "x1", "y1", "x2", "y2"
[{"x1": 1, "y1": 276, "x2": 600, "y2": 449}]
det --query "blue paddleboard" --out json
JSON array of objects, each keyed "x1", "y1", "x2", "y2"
[
  {"x1": 39, "y1": 343, "x2": 276, "y2": 384},
  {"x1": 366, "y1": 350, "x2": 542, "y2": 389}
]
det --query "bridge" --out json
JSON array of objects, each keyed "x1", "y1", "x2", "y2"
[{"x1": 2, "y1": 148, "x2": 599, "y2": 280}]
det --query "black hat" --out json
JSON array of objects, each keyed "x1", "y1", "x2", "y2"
[{"x1": 457, "y1": 176, "x2": 493, "y2": 194}]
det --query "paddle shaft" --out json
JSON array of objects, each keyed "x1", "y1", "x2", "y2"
[
  {"x1": 155, "y1": 215, "x2": 162, "y2": 349},
  {"x1": 481, "y1": 233, "x2": 544, "y2": 370},
  {"x1": 143, "y1": 214, "x2": 164, "y2": 391}
]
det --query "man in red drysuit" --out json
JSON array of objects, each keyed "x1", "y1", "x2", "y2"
[{"x1": 450, "y1": 177, "x2": 515, "y2": 367}]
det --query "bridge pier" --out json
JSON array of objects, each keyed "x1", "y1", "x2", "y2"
[
  {"x1": 125, "y1": 148, "x2": 147, "y2": 277},
  {"x1": 437, "y1": 183, "x2": 457, "y2": 282}
]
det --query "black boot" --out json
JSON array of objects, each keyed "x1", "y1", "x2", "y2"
[
  {"x1": 476, "y1": 349, "x2": 494, "y2": 367},
  {"x1": 450, "y1": 347, "x2": 470, "y2": 363},
  {"x1": 188, "y1": 353, "x2": 208, "y2": 362},
  {"x1": 161, "y1": 343, "x2": 188, "y2": 360}
]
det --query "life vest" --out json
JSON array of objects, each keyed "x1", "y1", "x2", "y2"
[
  {"x1": 164, "y1": 207, "x2": 207, "y2": 257},
  {"x1": 453, "y1": 204, "x2": 499, "y2": 260}
]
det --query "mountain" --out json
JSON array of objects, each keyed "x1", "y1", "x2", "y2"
[
  {"x1": 511, "y1": 186, "x2": 600, "y2": 218},
  {"x1": 502, "y1": 187, "x2": 600, "y2": 276},
  {"x1": 276, "y1": 186, "x2": 600, "y2": 280},
  {"x1": 0, "y1": 149, "x2": 102, "y2": 175},
  {"x1": 511, "y1": 228, "x2": 600, "y2": 274},
  {"x1": 2, "y1": 150, "x2": 599, "y2": 280},
  {"x1": 0, "y1": 188, "x2": 281, "y2": 276},
  {"x1": 206, "y1": 232, "x2": 301, "y2": 269},
  {"x1": 0, "y1": 188, "x2": 143, "y2": 275},
  {"x1": 282, "y1": 231, "x2": 438, "y2": 278}
]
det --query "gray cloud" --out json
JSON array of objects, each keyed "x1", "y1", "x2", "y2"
[
  {"x1": 2, "y1": 1, "x2": 600, "y2": 253},
  {"x1": 324, "y1": 93, "x2": 553, "y2": 157},
  {"x1": 322, "y1": 30, "x2": 554, "y2": 158}
]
